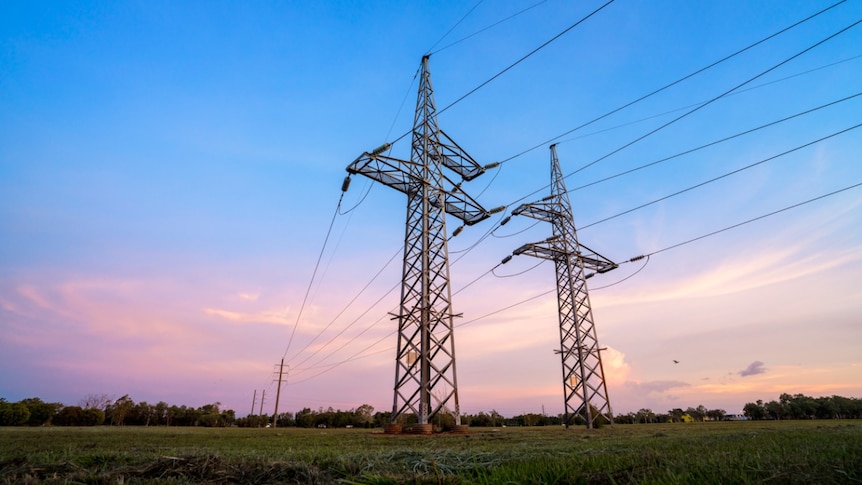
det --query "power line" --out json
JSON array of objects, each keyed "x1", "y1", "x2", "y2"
[
  {"x1": 461, "y1": 179, "x2": 862, "y2": 327},
  {"x1": 281, "y1": 193, "x2": 345, "y2": 360},
  {"x1": 387, "y1": 0, "x2": 616, "y2": 147},
  {"x1": 568, "y1": 91, "x2": 862, "y2": 193},
  {"x1": 429, "y1": 0, "x2": 548, "y2": 56},
  {"x1": 496, "y1": 0, "x2": 849, "y2": 166},
  {"x1": 284, "y1": 246, "x2": 401, "y2": 367},
  {"x1": 492, "y1": 259, "x2": 545, "y2": 278},
  {"x1": 556, "y1": 54, "x2": 862, "y2": 147},
  {"x1": 425, "y1": 0, "x2": 484, "y2": 55},
  {"x1": 566, "y1": 17, "x2": 862, "y2": 177},
  {"x1": 579, "y1": 121, "x2": 862, "y2": 230},
  {"x1": 501, "y1": 15, "x2": 862, "y2": 212},
  {"x1": 438, "y1": 0, "x2": 616, "y2": 118},
  {"x1": 288, "y1": 275, "x2": 400, "y2": 373},
  {"x1": 643, "y1": 181, "x2": 862, "y2": 258}
]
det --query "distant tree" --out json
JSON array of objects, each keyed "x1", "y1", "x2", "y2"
[
  {"x1": 237, "y1": 414, "x2": 270, "y2": 427},
  {"x1": 108, "y1": 395, "x2": 134, "y2": 426},
  {"x1": 636, "y1": 408, "x2": 656, "y2": 424},
  {"x1": 490, "y1": 410, "x2": 503, "y2": 427},
  {"x1": 153, "y1": 401, "x2": 169, "y2": 426},
  {"x1": 81, "y1": 408, "x2": 105, "y2": 426},
  {"x1": 743, "y1": 400, "x2": 766, "y2": 420},
  {"x1": 274, "y1": 412, "x2": 293, "y2": 427},
  {"x1": 295, "y1": 407, "x2": 315, "y2": 428},
  {"x1": 128, "y1": 401, "x2": 155, "y2": 426},
  {"x1": 0, "y1": 401, "x2": 31, "y2": 426},
  {"x1": 470, "y1": 412, "x2": 492, "y2": 427},
  {"x1": 764, "y1": 400, "x2": 787, "y2": 420},
  {"x1": 615, "y1": 413, "x2": 636, "y2": 424},
  {"x1": 80, "y1": 393, "x2": 112, "y2": 411},
  {"x1": 54, "y1": 406, "x2": 84, "y2": 426},
  {"x1": 685, "y1": 405, "x2": 707, "y2": 422},
  {"x1": 781, "y1": 393, "x2": 816, "y2": 419},
  {"x1": 372, "y1": 411, "x2": 391, "y2": 428},
  {"x1": 831, "y1": 395, "x2": 862, "y2": 419},
  {"x1": 354, "y1": 404, "x2": 374, "y2": 428},
  {"x1": 199, "y1": 402, "x2": 227, "y2": 427},
  {"x1": 20, "y1": 398, "x2": 57, "y2": 426},
  {"x1": 706, "y1": 408, "x2": 726, "y2": 421},
  {"x1": 668, "y1": 408, "x2": 685, "y2": 423}
]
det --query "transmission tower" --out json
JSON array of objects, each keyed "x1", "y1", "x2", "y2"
[
  {"x1": 511, "y1": 144, "x2": 617, "y2": 429},
  {"x1": 345, "y1": 55, "x2": 496, "y2": 430}
]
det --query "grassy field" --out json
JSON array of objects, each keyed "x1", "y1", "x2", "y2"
[{"x1": 1, "y1": 421, "x2": 860, "y2": 484}]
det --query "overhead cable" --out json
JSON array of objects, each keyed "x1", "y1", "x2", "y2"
[
  {"x1": 284, "y1": 246, "x2": 401, "y2": 367},
  {"x1": 425, "y1": 0, "x2": 485, "y2": 55},
  {"x1": 504, "y1": 15, "x2": 862, "y2": 210},
  {"x1": 557, "y1": 54, "x2": 862, "y2": 146},
  {"x1": 437, "y1": 0, "x2": 616, "y2": 117},
  {"x1": 429, "y1": 0, "x2": 548, "y2": 56},
  {"x1": 281, "y1": 193, "x2": 345, "y2": 360},
  {"x1": 497, "y1": 0, "x2": 849, "y2": 165},
  {"x1": 641, "y1": 181, "x2": 862, "y2": 258},
  {"x1": 570, "y1": 91, "x2": 862, "y2": 193},
  {"x1": 580, "y1": 121, "x2": 862, "y2": 230},
  {"x1": 567, "y1": 17, "x2": 862, "y2": 177}
]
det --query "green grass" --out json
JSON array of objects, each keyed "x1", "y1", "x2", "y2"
[{"x1": 1, "y1": 421, "x2": 860, "y2": 484}]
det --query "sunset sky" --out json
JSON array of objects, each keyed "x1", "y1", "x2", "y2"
[{"x1": 2, "y1": 0, "x2": 861, "y2": 418}]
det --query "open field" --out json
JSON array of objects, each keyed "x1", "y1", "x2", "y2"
[{"x1": 1, "y1": 421, "x2": 860, "y2": 484}]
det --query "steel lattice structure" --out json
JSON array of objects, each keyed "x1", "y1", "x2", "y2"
[
  {"x1": 346, "y1": 56, "x2": 493, "y2": 426},
  {"x1": 512, "y1": 144, "x2": 617, "y2": 429}
]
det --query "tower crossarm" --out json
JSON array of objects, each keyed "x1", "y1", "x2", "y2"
[
  {"x1": 437, "y1": 171, "x2": 491, "y2": 225},
  {"x1": 513, "y1": 241, "x2": 567, "y2": 261},
  {"x1": 511, "y1": 200, "x2": 564, "y2": 224},
  {"x1": 577, "y1": 243, "x2": 618, "y2": 274},
  {"x1": 347, "y1": 152, "x2": 492, "y2": 225},
  {"x1": 347, "y1": 152, "x2": 418, "y2": 195},
  {"x1": 513, "y1": 240, "x2": 618, "y2": 273},
  {"x1": 438, "y1": 129, "x2": 485, "y2": 181}
]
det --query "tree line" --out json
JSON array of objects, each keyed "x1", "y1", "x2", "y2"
[
  {"x1": 0, "y1": 394, "x2": 235, "y2": 427},
  {"x1": 742, "y1": 393, "x2": 862, "y2": 420},
  {"x1": 2, "y1": 392, "x2": 859, "y2": 427}
]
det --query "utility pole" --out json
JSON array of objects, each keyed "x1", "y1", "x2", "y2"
[
  {"x1": 509, "y1": 144, "x2": 617, "y2": 429},
  {"x1": 251, "y1": 389, "x2": 257, "y2": 417},
  {"x1": 259, "y1": 389, "x2": 265, "y2": 417},
  {"x1": 345, "y1": 55, "x2": 499, "y2": 432},
  {"x1": 272, "y1": 358, "x2": 287, "y2": 428}
]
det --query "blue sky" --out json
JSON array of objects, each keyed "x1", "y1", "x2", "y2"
[{"x1": 2, "y1": 0, "x2": 861, "y2": 417}]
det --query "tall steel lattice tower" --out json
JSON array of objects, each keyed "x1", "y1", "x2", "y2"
[
  {"x1": 346, "y1": 55, "x2": 495, "y2": 430},
  {"x1": 511, "y1": 144, "x2": 617, "y2": 429}
]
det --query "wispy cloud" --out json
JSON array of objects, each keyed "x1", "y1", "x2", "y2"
[
  {"x1": 739, "y1": 361, "x2": 767, "y2": 377},
  {"x1": 626, "y1": 380, "x2": 691, "y2": 394},
  {"x1": 203, "y1": 307, "x2": 281, "y2": 324},
  {"x1": 601, "y1": 243, "x2": 861, "y2": 309}
]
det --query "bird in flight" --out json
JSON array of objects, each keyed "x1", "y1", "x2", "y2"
[{"x1": 673, "y1": 360, "x2": 679, "y2": 364}]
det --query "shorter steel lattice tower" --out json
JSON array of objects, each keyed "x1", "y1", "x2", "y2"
[{"x1": 511, "y1": 144, "x2": 617, "y2": 429}]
